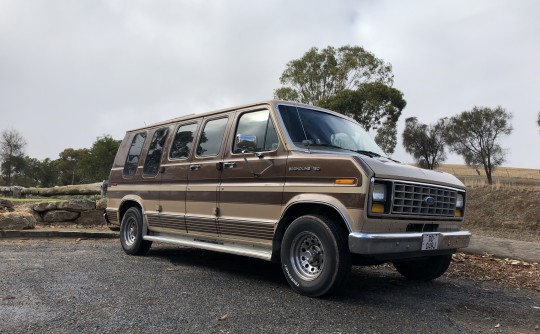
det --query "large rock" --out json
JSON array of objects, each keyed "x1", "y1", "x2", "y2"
[
  {"x1": 0, "y1": 212, "x2": 36, "y2": 230},
  {"x1": 57, "y1": 199, "x2": 96, "y2": 212},
  {"x1": 43, "y1": 210, "x2": 80, "y2": 223},
  {"x1": 15, "y1": 203, "x2": 43, "y2": 222},
  {"x1": 75, "y1": 210, "x2": 106, "y2": 226},
  {"x1": 96, "y1": 198, "x2": 107, "y2": 210},
  {"x1": 0, "y1": 199, "x2": 15, "y2": 212},
  {"x1": 33, "y1": 202, "x2": 59, "y2": 212}
]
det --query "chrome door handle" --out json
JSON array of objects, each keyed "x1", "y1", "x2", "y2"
[
  {"x1": 189, "y1": 164, "x2": 201, "y2": 171},
  {"x1": 223, "y1": 162, "x2": 236, "y2": 169}
]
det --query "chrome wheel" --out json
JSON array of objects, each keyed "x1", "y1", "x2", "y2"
[
  {"x1": 123, "y1": 217, "x2": 137, "y2": 247},
  {"x1": 290, "y1": 231, "x2": 325, "y2": 281}
]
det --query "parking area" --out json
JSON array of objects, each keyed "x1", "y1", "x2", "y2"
[{"x1": 1, "y1": 238, "x2": 538, "y2": 333}]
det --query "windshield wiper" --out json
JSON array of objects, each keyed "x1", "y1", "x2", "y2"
[{"x1": 355, "y1": 150, "x2": 382, "y2": 158}]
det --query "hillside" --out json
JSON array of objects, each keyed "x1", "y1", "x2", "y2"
[
  {"x1": 463, "y1": 187, "x2": 540, "y2": 242},
  {"x1": 432, "y1": 165, "x2": 540, "y2": 242}
]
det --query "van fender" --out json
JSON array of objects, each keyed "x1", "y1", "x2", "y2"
[
  {"x1": 119, "y1": 195, "x2": 149, "y2": 237},
  {"x1": 280, "y1": 194, "x2": 353, "y2": 232}
]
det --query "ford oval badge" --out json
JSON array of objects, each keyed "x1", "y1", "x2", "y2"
[{"x1": 424, "y1": 196, "x2": 436, "y2": 206}]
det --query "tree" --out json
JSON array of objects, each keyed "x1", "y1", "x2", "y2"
[
  {"x1": 79, "y1": 135, "x2": 121, "y2": 183},
  {"x1": 274, "y1": 45, "x2": 405, "y2": 154},
  {"x1": 0, "y1": 128, "x2": 27, "y2": 186},
  {"x1": 374, "y1": 120, "x2": 398, "y2": 155},
  {"x1": 402, "y1": 117, "x2": 447, "y2": 169},
  {"x1": 56, "y1": 148, "x2": 89, "y2": 185},
  {"x1": 445, "y1": 106, "x2": 513, "y2": 184},
  {"x1": 275, "y1": 46, "x2": 394, "y2": 105}
]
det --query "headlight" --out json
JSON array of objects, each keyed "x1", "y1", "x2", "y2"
[
  {"x1": 456, "y1": 194, "x2": 464, "y2": 208},
  {"x1": 372, "y1": 183, "x2": 386, "y2": 201}
]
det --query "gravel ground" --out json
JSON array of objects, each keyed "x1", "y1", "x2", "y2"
[{"x1": 1, "y1": 238, "x2": 539, "y2": 334}]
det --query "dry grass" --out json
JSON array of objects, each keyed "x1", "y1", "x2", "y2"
[{"x1": 438, "y1": 164, "x2": 540, "y2": 180}]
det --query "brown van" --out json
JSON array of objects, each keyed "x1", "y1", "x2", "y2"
[{"x1": 105, "y1": 100, "x2": 471, "y2": 297}]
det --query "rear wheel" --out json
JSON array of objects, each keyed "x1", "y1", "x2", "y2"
[
  {"x1": 393, "y1": 255, "x2": 452, "y2": 281},
  {"x1": 280, "y1": 215, "x2": 351, "y2": 297},
  {"x1": 120, "y1": 207, "x2": 152, "y2": 255}
]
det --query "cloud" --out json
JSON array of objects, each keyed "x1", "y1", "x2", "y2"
[{"x1": 1, "y1": 0, "x2": 539, "y2": 168}]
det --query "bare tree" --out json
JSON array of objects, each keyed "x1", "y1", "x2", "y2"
[{"x1": 0, "y1": 128, "x2": 27, "y2": 186}]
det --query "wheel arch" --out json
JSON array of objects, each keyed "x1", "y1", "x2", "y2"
[
  {"x1": 271, "y1": 200, "x2": 352, "y2": 262},
  {"x1": 118, "y1": 197, "x2": 149, "y2": 236}
]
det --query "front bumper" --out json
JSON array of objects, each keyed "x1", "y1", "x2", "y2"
[{"x1": 349, "y1": 231, "x2": 471, "y2": 255}]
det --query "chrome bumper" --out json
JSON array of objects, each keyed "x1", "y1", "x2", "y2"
[{"x1": 348, "y1": 231, "x2": 471, "y2": 255}]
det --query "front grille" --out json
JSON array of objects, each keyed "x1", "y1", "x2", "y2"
[{"x1": 392, "y1": 182, "x2": 457, "y2": 217}]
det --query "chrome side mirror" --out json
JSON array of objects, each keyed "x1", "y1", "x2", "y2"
[{"x1": 236, "y1": 134, "x2": 257, "y2": 151}]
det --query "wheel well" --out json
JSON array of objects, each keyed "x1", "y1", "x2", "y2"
[
  {"x1": 119, "y1": 201, "x2": 142, "y2": 224},
  {"x1": 271, "y1": 203, "x2": 349, "y2": 262}
]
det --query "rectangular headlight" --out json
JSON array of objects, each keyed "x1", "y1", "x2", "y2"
[
  {"x1": 456, "y1": 194, "x2": 464, "y2": 208},
  {"x1": 372, "y1": 183, "x2": 386, "y2": 201}
]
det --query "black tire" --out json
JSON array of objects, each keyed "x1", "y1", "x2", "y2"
[
  {"x1": 120, "y1": 207, "x2": 152, "y2": 255},
  {"x1": 393, "y1": 255, "x2": 452, "y2": 281},
  {"x1": 280, "y1": 215, "x2": 351, "y2": 297}
]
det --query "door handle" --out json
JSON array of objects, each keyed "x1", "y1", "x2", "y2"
[
  {"x1": 223, "y1": 162, "x2": 236, "y2": 169},
  {"x1": 189, "y1": 164, "x2": 201, "y2": 171}
]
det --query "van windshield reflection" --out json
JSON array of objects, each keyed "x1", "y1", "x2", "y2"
[{"x1": 278, "y1": 105, "x2": 387, "y2": 157}]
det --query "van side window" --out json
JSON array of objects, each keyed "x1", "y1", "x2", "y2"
[
  {"x1": 170, "y1": 123, "x2": 198, "y2": 159},
  {"x1": 233, "y1": 110, "x2": 279, "y2": 153},
  {"x1": 142, "y1": 127, "x2": 169, "y2": 177},
  {"x1": 196, "y1": 118, "x2": 228, "y2": 156},
  {"x1": 123, "y1": 132, "x2": 147, "y2": 178}
]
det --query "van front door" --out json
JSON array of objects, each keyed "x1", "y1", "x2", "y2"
[
  {"x1": 185, "y1": 116, "x2": 231, "y2": 237},
  {"x1": 217, "y1": 108, "x2": 287, "y2": 245}
]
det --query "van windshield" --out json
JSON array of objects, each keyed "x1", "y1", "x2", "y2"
[{"x1": 278, "y1": 105, "x2": 387, "y2": 157}]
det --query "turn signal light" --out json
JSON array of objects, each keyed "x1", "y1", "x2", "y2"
[
  {"x1": 335, "y1": 179, "x2": 356, "y2": 185},
  {"x1": 455, "y1": 209, "x2": 462, "y2": 218},
  {"x1": 371, "y1": 203, "x2": 385, "y2": 213}
]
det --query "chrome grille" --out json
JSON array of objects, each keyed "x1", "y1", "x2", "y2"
[{"x1": 392, "y1": 182, "x2": 457, "y2": 217}]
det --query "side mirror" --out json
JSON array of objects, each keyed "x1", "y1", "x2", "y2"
[{"x1": 236, "y1": 134, "x2": 257, "y2": 151}]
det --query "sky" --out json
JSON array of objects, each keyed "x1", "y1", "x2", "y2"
[{"x1": 1, "y1": 0, "x2": 539, "y2": 169}]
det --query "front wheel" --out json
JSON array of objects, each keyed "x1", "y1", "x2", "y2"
[
  {"x1": 120, "y1": 207, "x2": 152, "y2": 255},
  {"x1": 280, "y1": 215, "x2": 351, "y2": 297},
  {"x1": 393, "y1": 255, "x2": 452, "y2": 281}
]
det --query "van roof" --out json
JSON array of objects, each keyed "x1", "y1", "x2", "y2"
[{"x1": 126, "y1": 99, "x2": 351, "y2": 133}]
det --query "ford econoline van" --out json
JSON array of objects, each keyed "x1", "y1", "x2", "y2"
[{"x1": 105, "y1": 100, "x2": 471, "y2": 297}]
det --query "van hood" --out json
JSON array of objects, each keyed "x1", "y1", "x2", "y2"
[{"x1": 357, "y1": 156, "x2": 465, "y2": 189}]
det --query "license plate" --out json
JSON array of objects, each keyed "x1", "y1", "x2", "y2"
[{"x1": 421, "y1": 233, "x2": 440, "y2": 250}]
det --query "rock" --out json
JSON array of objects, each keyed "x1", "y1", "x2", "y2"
[
  {"x1": 57, "y1": 199, "x2": 96, "y2": 212},
  {"x1": 33, "y1": 202, "x2": 58, "y2": 212},
  {"x1": 96, "y1": 198, "x2": 107, "y2": 210},
  {"x1": 0, "y1": 212, "x2": 36, "y2": 230},
  {"x1": 75, "y1": 210, "x2": 106, "y2": 226},
  {"x1": 43, "y1": 210, "x2": 80, "y2": 223},
  {"x1": 0, "y1": 199, "x2": 15, "y2": 212},
  {"x1": 15, "y1": 203, "x2": 43, "y2": 222}
]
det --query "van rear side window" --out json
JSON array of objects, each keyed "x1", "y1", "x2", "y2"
[
  {"x1": 123, "y1": 132, "x2": 147, "y2": 178},
  {"x1": 143, "y1": 127, "x2": 169, "y2": 177},
  {"x1": 170, "y1": 123, "x2": 198, "y2": 159}
]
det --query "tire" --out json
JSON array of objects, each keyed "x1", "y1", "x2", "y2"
[
  {"x1": 120, "y1": 207, "x2": 152, "y2": 255},
  {"x1": 280, "y1": 215, "x2": 351, "y2": 297},
  {"x1": 393, "y1": 255, "x2": 452, "y2": 281}
]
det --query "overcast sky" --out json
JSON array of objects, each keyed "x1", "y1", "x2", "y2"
[{"x1": 1, "y1": 0, "x2": 539, "y2": 168}]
